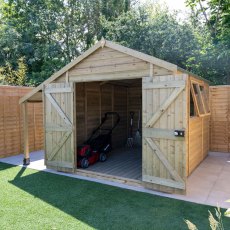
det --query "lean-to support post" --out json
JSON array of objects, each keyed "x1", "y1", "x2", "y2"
[{"x1": 22, "y1": 102, "x2": 30, "y2": 165}]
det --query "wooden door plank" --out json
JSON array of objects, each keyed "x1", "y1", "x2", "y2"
[
  {"x1": 45, "y1": 125, "x2": 73, "y2": 132},
  {"x1": 47, "y1": 131, "x2": 71, "y2": 161},
  {"x1": 45, "y1": 93, "x2": 72, "y2": 126},
  {"x1": 145, "y1": 137, "x2": 184, "y2": 183},
  {"x1": 142, "y1": 74, "x2": 187, "y2": 193},
  {"x1": 46, "y1": 160, "x2": 73, "y2": 169},
  {"x1": 145, "y1": 85, "x2": 185, "y2": 127},
  {"x1": 44, "y1": 82, "x2": 75, "y2": 171},
  {"x1": 143, "y1": 175, "x2": 185, "y2": 189},
  {"x1": 143, "y1": 128, "x2": 184, "y2": 141},
  {"x1": 143, "y1": 80, "x2": 185, "y2": 89},
  {"x1": 45, "y1": 87, "x2": 72, "y2": 93}
]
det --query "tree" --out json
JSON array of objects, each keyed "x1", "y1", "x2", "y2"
[
  {"x1": 0, "y1": 0, "x2": 136, "y2": 86},
  {"x1": 103, "y1": 2, "x2": 230, "y2": 84},
  {"x1": 101, "y1": 0, "x2": 132, "y2": 20},
  {"x1": 103, "y1": 6, "x2": 202, "y2": 70},
  {"x1": 186, "y1": 0, "x2": 230, "y2": 39},
  {"x1": 0, "y1": 0, "x2": 228, "y2": 85},
  {"x1": 0, "y1": 57, "x2": 27, "y2": 85},
  {"x1": 186, "y1": 0, "x2": 230, "y2": 84}
]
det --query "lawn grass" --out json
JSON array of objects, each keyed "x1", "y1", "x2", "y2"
[{"x1": 0, "y1": 162, "x2": 229, "y2": 230}]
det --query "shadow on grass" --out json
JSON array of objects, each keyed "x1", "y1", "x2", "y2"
[
  {"x1": 8, "y1": 166, "x2": 230, "y2": 229},
  {"x1": 0, "y1": 162, "x2": 18, "y2": 171}
]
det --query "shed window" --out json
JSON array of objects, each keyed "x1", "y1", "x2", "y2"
[
  {"x1": 200, "y1": 86, "x2": 210, "y2": 113},
  {"x1": 190, "y1": 82, "x2": 210, "y2": 117},
  {"x1": 190, "y1": 92, "x2": 196, "y2": 117},
  {"x1": 193, "y1": 84, "x2": 198, "y2": 94}
]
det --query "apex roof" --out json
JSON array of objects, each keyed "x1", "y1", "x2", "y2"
[{"x1": 19, "y1": 38, "x2": 178, "y2": 104}]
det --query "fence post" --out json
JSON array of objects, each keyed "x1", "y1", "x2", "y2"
[{"x1": 22, "y1": 102, "x2": 30, "y2": 165}]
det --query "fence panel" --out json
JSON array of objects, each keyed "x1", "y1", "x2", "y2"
[
  {"x1": 210, "y1": 86, "x2": 230, "y2": 152},
  {"x1": 0, "y1": 86, "x2": 43, "y2": 158}
]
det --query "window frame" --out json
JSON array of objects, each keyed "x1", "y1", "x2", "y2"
[{"x1": 190, "y1": 80, "x2": 210, "y2": 117}]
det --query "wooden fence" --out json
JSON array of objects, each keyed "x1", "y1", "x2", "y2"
[
  {"x1": 210, "y1": 86, "x2": 230, "y2": 152},
  {"x1": 0, "y1": 86, "x2": 43, "y2": 158}
]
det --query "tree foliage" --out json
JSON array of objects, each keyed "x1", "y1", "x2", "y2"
[
  {"x1": 0, "y1": 0, "x2": 229, "y2": 85},
  {"x1": 103, "y1": 8, "x2": 201, "y2": 69},
  {"x1": 102, "y1": 2, "x2": 229, "y2": 84},
  {"x1": 0, "y1": 0, "x2": 133, "y2": 86},
  {"x1": 186, "y1": 0, "x2": 230, "y2": 38},
  {"x1": 0, "y1": 57, "x2": 27, "y2": 85},
  {"x1": 186, "y1": 0, "x2": 230, "y2": 83}
]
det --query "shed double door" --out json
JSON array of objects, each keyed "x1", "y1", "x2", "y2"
[
  {"x1": 142, "y1": 74, "x2": 188, "y2": 193},
  {"x1": 44, "y1": 82, "x2": 75, "y2": 172}
]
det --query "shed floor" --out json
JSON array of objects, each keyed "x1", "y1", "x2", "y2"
[
  {"x1": 0, "y1": 151, "x2": 229, "y2": 208},
  {"x1": 84, "y1": 147, "x2": 142, "y2": 180}
]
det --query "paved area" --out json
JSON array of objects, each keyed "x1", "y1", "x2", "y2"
[
  {"x1": 0, "y1": 151, "x2": 229, "y2": 208},
  {"x1": 186, "y1": 152, "x2": 230, "y2": 208}
]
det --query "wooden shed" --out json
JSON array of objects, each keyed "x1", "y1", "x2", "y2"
[{"x1": 19, "y1": 39, "x2": 210, "y2": 194}]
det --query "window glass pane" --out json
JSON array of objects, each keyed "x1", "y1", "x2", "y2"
[
  {"x1": 193, "y1": 84, "x2": 198, "y2": 94},
  {"x1": 192, "y1": 83, "x2": 205, "y2": 115},
  {"x1": 200, "y1": 85, "x2": 210, "y2": 113},
  {"x1": 190, "y1": 92, "x2": 196, "y2": 117}
]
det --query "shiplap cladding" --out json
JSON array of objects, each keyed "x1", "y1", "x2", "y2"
[{"x1": 188, "y1": 78, "x2": 210, "y2": 175}]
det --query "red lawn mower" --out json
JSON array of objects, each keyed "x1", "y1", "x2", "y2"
[{"x1": 77, "y1": 112, "x2": 120, "y2": 168}]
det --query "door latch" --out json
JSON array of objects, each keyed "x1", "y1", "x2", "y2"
[{"x1": 174, "y1": 130, "x2": 185, "y2": 137}]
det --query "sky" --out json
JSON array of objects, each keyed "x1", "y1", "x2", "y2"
[
  {"x1": 139, "y1": 0, "x2": 188, "y2": 12},
  {"x1": 160, "y1": 0, "x2": 187, "y2": 11},
  {"x1": 139, "y1": 0, "x2": 190, "y2": 20}
]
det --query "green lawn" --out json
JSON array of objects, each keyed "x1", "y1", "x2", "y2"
[{"x1": 0, "y1": 162, "x2": 229, "y2": 230}]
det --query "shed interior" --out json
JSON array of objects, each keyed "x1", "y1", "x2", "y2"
[{"x1": 75, "y1": 79, "x2": 142, "y2": 180}]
